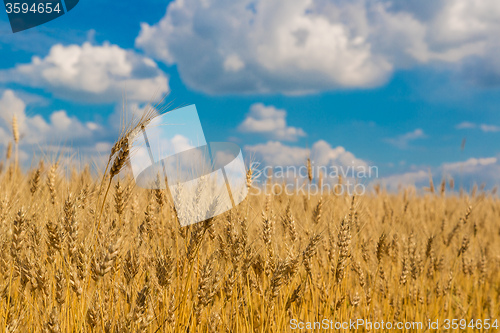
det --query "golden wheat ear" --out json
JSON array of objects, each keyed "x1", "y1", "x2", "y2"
[{"x1": 12, "y1": 115, "x2": 19, "y2": 171}]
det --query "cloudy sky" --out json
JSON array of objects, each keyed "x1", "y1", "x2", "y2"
[{"x1": 1, "y1": 0, "x2": 500, "y2": 190}]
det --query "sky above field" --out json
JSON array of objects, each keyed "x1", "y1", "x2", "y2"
[{"x1": 0, "y1": 0, "x2": 500, "y2": 190}]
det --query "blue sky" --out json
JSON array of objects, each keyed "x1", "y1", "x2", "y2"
[{"x1": 1, "y1": 0, "x2": 500, "y2": 190}]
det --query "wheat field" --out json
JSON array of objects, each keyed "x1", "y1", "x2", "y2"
[
  {"x1": 0, "y1": 162, "x2": 498, "y2": 332},
  {"x1": 0, "y1": 112, "x2": 499, "y2": 332}
]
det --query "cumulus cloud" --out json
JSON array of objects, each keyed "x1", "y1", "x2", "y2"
[
  {"x1": 0, "y1": 90, "x2": 124, "y2": 167},
  {"x1": 244, "y1": 139, "x2": 371, "y2": 186},
  {"x1": 238, "y1": 103, "x2": 306, "y2": 141},
  {"x1": 245, "y1": 139, "x2": 367, "y2": 168},
  {"x1": 136, "y1": 0, "x2": 392, "y2": 94},
  {"x1": 135, "y1": 0, "x2": 500, "y2": 95},
  {"x1": 0, "y1": 90, "x2": 97, "y2": 145},
  {"x1": 385, "y1": 128, "x2": 426, "y2": 149},
  {"x1": 0, "y1": 42, "x2": 169, "y2": 103},
  {"x1": 0, "y1": 90, "x2": 171, "y2": 169}
]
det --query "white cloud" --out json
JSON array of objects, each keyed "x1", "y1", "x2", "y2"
[
  {"x1": 442, "y1": 157, "x2": 497, "y2": 173},
  {"x1": 312, "y1": 140, "x2": 368, "y2": 169},
  {"x1": 135, "y1": 0, "x2": 500, "y2": 94},
  {"x1": 0, "y1": 90, "x2": 115, "y2": 167},
  {"x1": 135, "y1": 0, "x2": 392, "y2": 94},
  {"x1": 0, "y1": 90, "x2": 97, "y2": 146},
  {"x1": 385, "y1": 128, "x2": 426, "y2": 149},
  {"x1": 379, "y1": 156, "x2": 500, "y2": 191},
  {"x1": 0, "y1": 89, "x2": 26, "y2": 133},
  {"x1": 245, "y1": 141, "x2": 309, "y2": 166},
  {"x1": 238, "y1": 103, "x2": 306, "y2": 141},
  {"x1": 1, "y1": 42, "x2": 169, "y2": 103},
  {"x1": 379, "y1": 170, "x2": 429, "y2": 192},
  {"x1": 456, "y1": 122, "x2": 500, "y2": 132},
  {"x1": 480, "y1": 124, "x2": 500, "y2": 133},
  {"x1": 456, "y1": 121, "x2": 477, "y2": 129},
  {"x1": 245, "y1": 139, "x2": 367, "y2": 168},
  {"x1": 244, "y1": 139, "x2": 371, "y2": 187}
]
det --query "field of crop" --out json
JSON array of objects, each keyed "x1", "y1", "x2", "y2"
[
  {"x1": 0, "y1": 115, "x2": 499, "y2": 332},
  {"x1": 0, "y1": 164, "x2": 498, "y2": 332}
]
